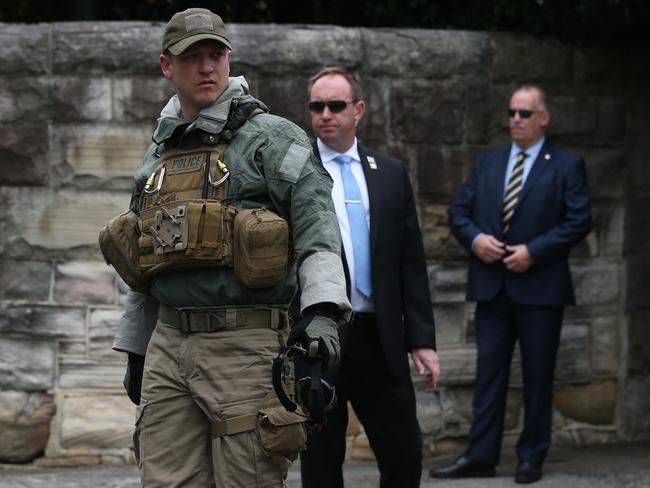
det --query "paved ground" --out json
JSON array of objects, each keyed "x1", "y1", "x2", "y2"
[{"x1": 0, "y1": 440, "x2": 648, "y2": 487}]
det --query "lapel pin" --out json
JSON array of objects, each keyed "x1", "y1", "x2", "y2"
[
  {"x1": 544, "y1": 153, "x2": 551, "y2": 160},
  {"x1": 367, "y1": 156, "x2": 378, "y2": 170}
]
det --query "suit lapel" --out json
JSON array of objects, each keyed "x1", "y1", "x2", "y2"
[
  {"x1": 492, "y1": 145, "x2": 511, "y2": 215},
  {"x1": 357, "y1": 145, "x2": 379, "y2": 254}
]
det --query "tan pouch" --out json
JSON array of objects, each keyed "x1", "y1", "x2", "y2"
[
  {"x1": 98, "y1": 210, "x2": 150, "y2": 291},
  {"x1": 233, "y1": 209, "x2": 289, "y2": 288},
  {"x1": 257, "y1": 406, "x2": 308, "y2": 460}
]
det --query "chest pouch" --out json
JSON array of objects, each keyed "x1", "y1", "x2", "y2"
[{"x1": 233, "y1": 208, "x2": 290, "y2": 288}]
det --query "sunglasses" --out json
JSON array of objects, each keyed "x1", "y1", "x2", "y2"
[
  {"x1": 508, "y1": 108, "x2": 542, "y2": 119},
  {"x1": 308, "y1": 100, "x2": 356, "y2": 113}
]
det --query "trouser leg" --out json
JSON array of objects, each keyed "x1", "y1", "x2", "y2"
[
  {"x1": 465, "y1": 292, "x2": 517, "y2": 465},
  {"x1": 345, "y1": 319, "x2": 422, "y2": 488},
  {"x1": 514, "y1": 304, "x2": 564, "y2": 464}
]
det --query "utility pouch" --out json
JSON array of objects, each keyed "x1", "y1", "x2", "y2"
[
  {"x1": 98, "y1": 210, "x2": 150, "y2": 291},
  {"x1": 233, "y1": 209, "x2": 289, "y2": 288},
  {"x1": 257, "y1": 406, "x2": 308, "y2": 460},
  {"x1": 137, "y1": 200, "x2": 236, "y2": 276}
]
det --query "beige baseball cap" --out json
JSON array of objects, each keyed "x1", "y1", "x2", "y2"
[{"x1": 162, "y1": 8, "x2": 232, "y2": 55}]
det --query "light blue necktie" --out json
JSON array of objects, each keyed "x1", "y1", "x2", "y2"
[{"x1": 335, "y1": 155, "x2": 372, "y2": 298}]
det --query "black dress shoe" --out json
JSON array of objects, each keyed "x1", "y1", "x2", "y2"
[
  {"x1": 515, "y1": 462, "x2": 542, "y2": 484},
  {"x1": 429, "y1": 456, "x2": 496, "y2": 478}
]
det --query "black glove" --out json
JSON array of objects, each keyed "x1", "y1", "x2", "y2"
[
  {"x1": 288, "y1": 305, "x2": 340, "y2": 369},
  {"x1": 123, "y1": 353, "x2": 145, "y2": 405}
]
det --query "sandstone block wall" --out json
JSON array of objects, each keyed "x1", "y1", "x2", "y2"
[{"x1": 0, "y1": 22, "x2": 648, "y2": 464}]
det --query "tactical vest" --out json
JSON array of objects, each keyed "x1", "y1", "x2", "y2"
[{"x1": 99, "y1": 125, "x2": 290, "y2": 291}]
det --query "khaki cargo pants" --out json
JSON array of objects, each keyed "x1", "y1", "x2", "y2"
[{"x1": 134, "y1": 318, "x2": 299, "y2": 487}]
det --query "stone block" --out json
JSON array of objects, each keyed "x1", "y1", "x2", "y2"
[
  {"x1": 0, "y1": 337, "x2": 55, "y2": 390},
  {"x1": 230, "y1": 24, "x2": 362, "y2": 75},
  {"x1": 628, "y1": 86, "x2": 650, "y2": 132},
  {"x1": 428, "y1": 264, "x2": 468, "y2": 304},
  {"x1": 626, "y1": 132, "x2": 650, "y2": 197},
  {"x1": 361, "y1": 29, "x2": 488, "y2": 79},
  {"x1": 548, "y1": 96, "x2": 598, "y2": 138},
  {"x1": 0, "y1": 305, "x2": 85, "y2": 338},
  {"x1": 59, "y1": 394, "x2": 135, "y2": 450},
  {"x1": 597, "y1": 97, "x2": 626, "y2": 140},
  {"x1": 626, "y1": 257, "x2": 650, "y2": 312},
  {"x1": 621, "y1": 376, "x2": 650, "y2": 439},
  {"x1": 583, "y1": 148, "x2": 624, "y2": 199},
  {"x1": 628, "y1": 312, "x2": 650, "y2": 375},
  {"x1": 58, "y1": 358, "x2": 125, "y2": 389},
  {"x1": 60, "y1": 341, "x2": 87, "y2": 356},
  {"x1": 49, "y1": 77, "x2": 112, "y2": 122},
  {"x1": 420, "y1": 203, "x2": 467, "y2": 260},
  {"x1": 0, "y1": 260, "x2": 52, "y2": 301},
  {"x1": 0, "y1": 77, "x2": 111, "y2": 123},
  {"x1": 52, "y1": 22, "x2": 161, "y2": 75},
  {"x1": 436, "y1": 347, "x2": 476, "y2": 385},
  {"x1": 112, "y1": 77, "x2": 175, "y2": 122},
  {"x1": 465, "y1": 84, "x2": 509, "y2": 145},
  {"x1": 554, "y1": 381, "x2": 617, "y2": 425},
  {"x1": 355, "y1": 78, "x2": 390, "y2": 143},
  {"x1": 625, "y1": 197, "x2": 650, "y2": 257},
  {"x1": 254, "y1": 76, "x2": 311, "y2": 133},
  {"x1": 574, "y1": 45, "x2": 627, "y2": 83},
  {"x1": 489, "y1": 33, "x2": 572, "y2": 82},
  {"x1": 593, "y1": 203, "x2": 623, "y2": 258},
  {"x1": 0, "y1": 122, "x2": 50, "y2": 186},
  {"x1": 0, "y1": 24, "x2": 50, "y2": 75},
  {"x1": 90, "y1": 308, "x2": 123, "y2": 359},
  {"x1": 50, "y1": 123, "x2": 151, "y2": 182},
  {"x1": 54, "y1": 261, "x2": 115, "y2": 305},
  {"x1": 571, "y1": 262, "x2": 620, "y2": 306},
  {"x1": 590, "y1": 316, "x2": 620, "y2": 376},
  {"x1": 7, "y1": 188, "x2": 131, "y2": 250},
  {"x1": 0, "y1": 391, "x2": 56, "y2": 463},
  {"x1": 416, "y1": 390, "x2": 445, "y2": 436},
  {"x1": 390, "y1": 80, "x2": 464, "y2": 144},
  {"x1": 554, "y1": 324, "x2": 591, "y2": 384},
  {"x1": 417, "y1": 145, "x2": 471, "y2": 202},
  {"x1": 432, "y1": 302, "x2": 466, "y2": 346}
]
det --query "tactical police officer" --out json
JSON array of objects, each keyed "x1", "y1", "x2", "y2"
[{"x1": 105, "y1": 8, "x2": 350, "y2": 487}]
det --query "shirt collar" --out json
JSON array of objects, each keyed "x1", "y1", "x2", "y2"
[
  {"x1": 317, "y1": 137, "x2": 361, "y2": 164},
  {"x1": 511, "y1": 136, "x2": 545, "y2": 163}
]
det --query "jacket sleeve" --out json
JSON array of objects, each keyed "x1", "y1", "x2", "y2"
[
  {"x1": 399, "y1": 164, "x2": 437, "y2": 351},
  {"x1": 258, "y1": 119, "x2": 351, "y2": 319},
  {"x1": 447, "y1": 157, "x2": 485, "y2": 253}
]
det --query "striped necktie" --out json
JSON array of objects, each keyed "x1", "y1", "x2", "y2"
[
  {"x1": 502, "y1": 151, "x2": 528, "y2": 235},
  {"x1": 334, "y1": 155, "x2": 372, "y2": 298}
]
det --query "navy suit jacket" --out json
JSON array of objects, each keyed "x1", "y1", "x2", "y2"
[
  {"x1": 314, "y1": 142, "x2": 436, "y2": 376},
  {"x1": 448, "y1": 140, "x2": 591, "y2": 306}
]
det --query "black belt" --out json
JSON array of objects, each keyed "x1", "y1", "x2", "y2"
[{"x1": 159, "y1": 303, "x2": 289, "y2": 334}]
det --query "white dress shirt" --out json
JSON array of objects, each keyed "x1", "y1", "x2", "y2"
[{"x1": 317, "y1": 137, "x2": 374, "y2": 313}]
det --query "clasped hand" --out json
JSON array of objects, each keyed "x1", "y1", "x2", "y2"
[{"x1": 473, "y1": 235, "x2": 533, "y2": 273}]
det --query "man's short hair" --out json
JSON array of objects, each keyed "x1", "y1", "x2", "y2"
[
  {"x1": 308, "y1": 67, "x2": 363, "y2": 101},
  {"x1": 514, "y1": 83, "x2": 549, "y2": 112}
]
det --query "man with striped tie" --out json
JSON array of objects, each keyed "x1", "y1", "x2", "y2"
[{"x1": 431, "y1": 84, "x2": 592, "y2": 484}]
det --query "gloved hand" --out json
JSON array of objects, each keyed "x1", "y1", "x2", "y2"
[
  {"x1": 288, "y1": 306, "x2": 340, "y2": 369},
  {"x1": 123, "y1": 353, "x2": 145, "y2": 405}
]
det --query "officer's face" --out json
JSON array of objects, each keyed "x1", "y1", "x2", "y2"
[
  {"x1": 509, "y1": 88, "x2": 550, "y2": 150},
  {"x1": 160, "y1": 40, "x2": 231, "y2": 120},
  {"x1": 309, "y1": 74, "x2": 365, "y2": 153}
]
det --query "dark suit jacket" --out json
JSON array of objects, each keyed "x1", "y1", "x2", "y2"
[
  {"x1": 448, "y1": 140, "x2": 592, "y2": 306},
  {"x1": 314, "y1": 142, "x2": 436, "y2": 376}
]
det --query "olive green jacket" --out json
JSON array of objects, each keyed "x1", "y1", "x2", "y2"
[{"x1": 113, "y1": 76, "x2": 349, "y2": 355}]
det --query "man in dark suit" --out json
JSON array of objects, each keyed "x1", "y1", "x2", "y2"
[
  {"x1": 299, "y1": 66, "x2": 440, "y2": 488},
  {"x1": 430, "y1": 84, "x2": 591, "y2": 484}
]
